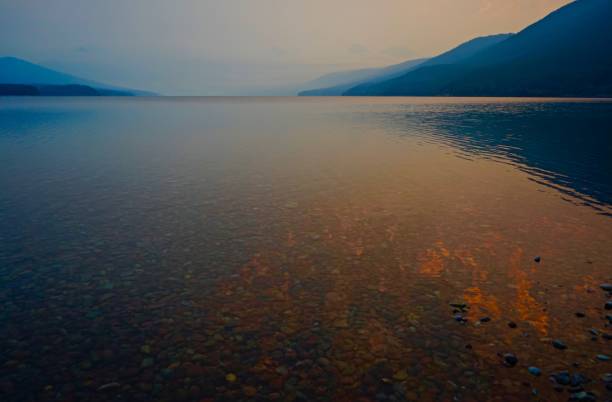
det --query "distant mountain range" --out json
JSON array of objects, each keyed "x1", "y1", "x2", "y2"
[
  {"x1": 299, "y1": 34, "x2": 512, "y2": 96},
  {"x1": 0, "y1": 57, "x2": 154, "y2": 96},
  {"x1": 298, "y1": 58, "x2": 428, "y2": 96},
  {"x1": 301, "y1": 0, "x2": 612, "y2": 97}
]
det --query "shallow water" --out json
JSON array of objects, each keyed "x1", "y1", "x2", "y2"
[{"x1": 0, "y1": 97, "x2": 611, "y2": 402}]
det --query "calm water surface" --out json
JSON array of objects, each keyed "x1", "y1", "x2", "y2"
[{"x1": 1, "y1": 97, "x2": 611, "y2": 401}]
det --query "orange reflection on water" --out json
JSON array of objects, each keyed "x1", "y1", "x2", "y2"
[
  {"x1": 463, "y1": 286, "x2": 502, "y2": 319},
  {"x1": 179, "y1": 134, "x2": 611, "y2": 402},
  {"x1": 417, "y1": 246, "x2": 447, "y2": 277},
  {"x1": 505, "y1": 248, "x2": 549, "y2": 335}
]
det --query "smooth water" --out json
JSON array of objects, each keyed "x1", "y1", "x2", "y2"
[{"x1": 0, "y1": 97, "x2": 611, "y2": 402}]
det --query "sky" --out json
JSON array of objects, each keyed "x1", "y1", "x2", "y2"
[{"x1": 0, "y1": 0, "x2": 572, "y2": 95}]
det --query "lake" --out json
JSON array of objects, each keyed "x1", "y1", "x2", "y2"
[{"x1": 1, "y1": 97, "x2": 611, "y2": 401}]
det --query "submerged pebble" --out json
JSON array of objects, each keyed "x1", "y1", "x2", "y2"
[
  {"x1": 570, "y1": 373, "x2": 588, "y2": 387},
  {"x1": 552, "y1": 340, "x2": 567, "y2": 350},
  {"x1": 550, "y1": 371, "x2": 570, "y2": 385},
  {"x1": 141, "y1": 357, "x2": 154, "y2": 368},
  {"x1": 569, "y1": 391, "x2": 597, "y2": 401},
  {"x1": 97, "y1": 382, "x2": 120, "y2": 391},
  {"x1": 528, "y1": 366, "x2": 541, "y2": 376},
  {"x1": 503, "y1": 353, "x2": 518, "y2": 367},
  {"x1": 454, "y1": 314, "x2": 468, "y2": 324},
  {"x1": 392, "y1": 370, "x2": 408, "y2": 381},
  {"x1": 243, "y1": 386, "x2": 257, "y2": 397}
]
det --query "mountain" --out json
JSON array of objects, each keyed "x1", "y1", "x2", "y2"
[
  {"x1": 344, "y1": 33, "x2": 512, "y2": 96},
  {"x1": 343, "y1": 33, "x2": 513, "y2": 96},
  {"x1": 0, "y1": 57, "x2": 153, "y2": 96},
  {"x1": 415, "y1": 34, "x2": 514, "y2": 68},
  {"x1": 345, "y1": 0, "x2": 612, "y2": 97},
  {"x1": 300, "y1": 34, "x2": 511, "y2": 96},
  {"x1": 0, "y1": 84, "x2": 40, "y2": 96},
  {"x1": 0, "y1": 83, "x2": 136, "y2": 96},
  {"x1": 298, "y1": 58, "x2": 428, "y2": 96}
]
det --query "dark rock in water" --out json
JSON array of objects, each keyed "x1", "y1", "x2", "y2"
[
  {"x1": 600, "y1": 283, "x2": 612, "y2": 292},
  {"x1": 603, "y1": 333, "x2": 612, "y2": 340},
  {"x1": 480, "y1": 317, "x2": 491, "y2": 323},
  {"x1": 570, "y1": 373, "x2": 588, "y2": 387},
  {"x1": 575, "y1": 312, "x2": 586, "y2": 318},
  {"x1": 449, "y1": 302, "x2": 467, "y2": 309},
  {"x1": 605, "y1": 301, "x2": 612, "y2": 310},
  {"x1": 454, "y1": 314, "x2": 467, "y2": 323},
  {"x1": 508, "y1": 321, "x2": 517, "y2": 329},
  {"x1": 606, "y1": 315, "x2": 612, "y2": 322},
  {"x1": 534, "y1": 256, "x2": 541, "y2": 263},
  {"x1": 596, "y1": 354, "x2": 610, "y2": 361},
  {"x1": 569, "y1": 391, "x2": 596, "y2": 401},
  {"x1": 550, "y1": 371, "x2": 570, "y2": 385},
  {"x1": 552, "y1": 339, "x2": 568, "y2": 350},
  {"x1": 503, "y1": 353, "x2": 518, "y2": 367},
  {"x1": 588, "y1": 328, "x2": 599, "y2": 336},
  {"x1": 528, "y1": 366, "x2": 541, "y2": 376}
]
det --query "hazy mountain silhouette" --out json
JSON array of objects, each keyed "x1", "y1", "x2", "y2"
[
  {"x1": 0, "y1": 84, "x2": 40, "y2": 96},
  {"x1": 0, "y1": 83, "x2": 138, "y2": 96},
  {"x1": 0, "y1": 57, "x2": 154, "y2": 96},
  {"x1": 344, "y1": 0, "x2": 612, "y2": 97},
  {"x1": 344, "y1": 34, "x2": 512, "y2": 96},
  {"x1": 300, "y1": 34, "x2": 511, "y2": 96},
  {"x1": 298, "y1": 58, "x2": 428, "y2": 96},
  {"x1": 411, "y1": 34, "x2": 514, "y2": 68}
]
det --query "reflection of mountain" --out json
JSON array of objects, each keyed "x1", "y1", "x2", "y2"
[{"x1": 393, "y1": 102, "x2": 612, "y2": 214}]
